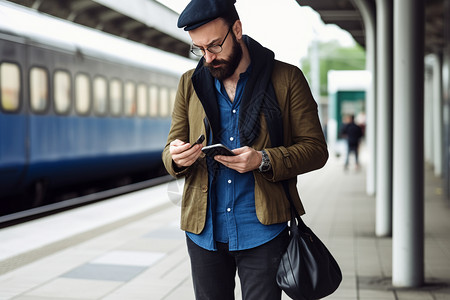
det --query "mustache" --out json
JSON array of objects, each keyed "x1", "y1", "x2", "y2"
[{"x1": 205, "y1": 59, "x2": 227, "y2": 68}]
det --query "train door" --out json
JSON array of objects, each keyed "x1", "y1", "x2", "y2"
[{"x1": 0, "y1": 36, "x2": 28, "y2": 199}]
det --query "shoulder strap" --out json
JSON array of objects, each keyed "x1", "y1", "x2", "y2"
[{"x1": 281, "y1": 180, "x2": 300, "y2": 218}]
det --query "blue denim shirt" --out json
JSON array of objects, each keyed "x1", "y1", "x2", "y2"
[{"x1": 187, "y1": 66, "x2": 286, "y2": 251}]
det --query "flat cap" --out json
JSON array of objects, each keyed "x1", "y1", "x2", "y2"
[{"x1": 177, "y1": 0, "x2": 238, "y2": 31}]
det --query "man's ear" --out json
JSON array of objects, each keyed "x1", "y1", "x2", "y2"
[{"x1": 232, "y1": 20, "x2": 243, "y2": 39}]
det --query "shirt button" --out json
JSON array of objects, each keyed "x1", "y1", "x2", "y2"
[
  {"x1": 228, "y1": 179, "x2": 232, "y2": 184},
  {"x1": 232, "y1": 109, "x2": 236, "y2": 114},
  {"x1": 201, "y1": 185, "x2": 208, "y2": 193},
  {"x1": 229, "y1": 137, "x2": 234, "y2": 141},
  {"x1": 227, "y1": 208, "x2": 231, "y2": 212}
]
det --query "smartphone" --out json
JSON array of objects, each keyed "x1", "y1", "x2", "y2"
[
  {"x1": 202, "y1": 144, "x2": 236, "y2": 157},
  {"x1": 188, "y1": 134, "x2": 205, "y2": 149}
]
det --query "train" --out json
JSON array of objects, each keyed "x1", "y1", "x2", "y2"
[{"x1": 0, "y1": 1, "x2": 196, "y2": 213}]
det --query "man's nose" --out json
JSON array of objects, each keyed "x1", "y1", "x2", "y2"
[{"x1": 204, "y1": 51, "x2": 216, "y2": 63}]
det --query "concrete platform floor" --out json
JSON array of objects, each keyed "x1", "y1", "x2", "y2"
[{"x1": 0, "y1": 155, "x2": 449, "y2": 300}]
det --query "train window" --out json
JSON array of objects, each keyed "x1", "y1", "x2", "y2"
[
  {"x1": 0, "y1": 62, "x2": 21, "y2": 112},
  {"x1": 124, "y1": 81, "x2": 136, "y2": 117},
  {"x1": 94, "y1": 76, "x2": 107, "y2": 116},
  {"x1": 169, "y1": 89, "x2": 177, "y2": 115},
  {"x1": 149, "y1": 85, "x2": 158, "y2": 117},
  {"x1": 110, "y1": 79, "x2": 122, "y2": 116},
  {"x1": 137, "y1": 83, "x2": 147, "y2": 117},
  {"x1": 54, "y1": 70, "x2": 71, "y2": 114},
  {"x1": 30, "y1": 67, "x2": 49, "y2": 113},
  {"x1": 159, "y1": 87, "x2": 169, "y2": 117},
  {"x1": 75, "y1": 73, "x2": 91, "y2": 115}
]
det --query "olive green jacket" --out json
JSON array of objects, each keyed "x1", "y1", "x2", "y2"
[{"x1": 162, "y1": 60, "x2": 328, "y2": 234}]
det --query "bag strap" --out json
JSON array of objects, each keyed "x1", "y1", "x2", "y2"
[{"x1": 281, "y1": 180, "x2": 306, "y2": 227}]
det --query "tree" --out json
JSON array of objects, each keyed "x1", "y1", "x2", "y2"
[{"x1": 300, "y1": 40, "x2": 366, "y2": 96}]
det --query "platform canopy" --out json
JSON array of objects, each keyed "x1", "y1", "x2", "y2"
[
  {"x1": 8, "y1": 0, "x2": 445, "y2": 57},
  {"x1": 296, "y1": 0, "x2": 445, "y2": 54}
]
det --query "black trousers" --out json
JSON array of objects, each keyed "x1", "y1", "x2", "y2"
[
  {"x1": 186, "y1": 228, "x2": 289, "y2": 300},
  {"x1": 345, "y1": 144, "x2": 359, "y2": 166}
]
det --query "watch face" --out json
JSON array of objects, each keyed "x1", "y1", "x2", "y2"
[{"x1": 259, "y1": 151, "x2": 270, "y2": 172}]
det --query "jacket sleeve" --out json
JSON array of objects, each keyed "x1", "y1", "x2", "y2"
[
  {"x1": 263, "y1": 65, "x2": 328, "y2": 182},
  {"x1": 162, "y1": 72, "x2": 191, "y2": 178}
]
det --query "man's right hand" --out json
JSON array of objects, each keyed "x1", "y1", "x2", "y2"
[{"x1": 170, "y1": 139, "x2": 203, "y2": 168}]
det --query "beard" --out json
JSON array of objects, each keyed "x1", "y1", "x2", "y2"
[{"x1": 204, "y1": 34, "x2": 243, "y2": 81}]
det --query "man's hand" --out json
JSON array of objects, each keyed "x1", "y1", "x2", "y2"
[
  {"x1": 214, "y1": 146, "x2": 263, "y2": 173},
  {"x1": 170, "y1": 139, "x2": 203, "y2": 168}
]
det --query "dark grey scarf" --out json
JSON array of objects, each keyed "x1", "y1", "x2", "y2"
[{"x1": 192, "y1": 35, "x2": 283, "y2": 148}]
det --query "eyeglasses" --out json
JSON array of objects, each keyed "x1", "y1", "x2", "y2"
[{"x1": 190, "y1": 27, "x2": 232, "y2": 57}]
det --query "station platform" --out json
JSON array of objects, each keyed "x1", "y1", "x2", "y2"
[{"x1": 0, "y1": 154, "x2": 449, "y2": 300}]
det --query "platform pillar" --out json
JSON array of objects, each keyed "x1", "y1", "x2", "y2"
[
  {"x1": 392, "y1": 0, "x2": 424, "y2": 287},
  {"x1": 352, "y1": 0, "x2": 377, "y2": 196},
  {"x1": 431, "y1": 54, "x2": 443, "y2": 177},
  {"x1": 375, "y1": 0, "x2": 393, "y2": 237}
]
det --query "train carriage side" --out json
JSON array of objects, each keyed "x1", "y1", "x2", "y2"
[
  {"x1": 0, "y1": 33, "x2": 28, "y2": 199},
  {"x1": 22, "y1": 42, "x2": 177, "y2": 197},
  {"x1": 0, "y1": 1, "x2": 194, "y2": 212}
]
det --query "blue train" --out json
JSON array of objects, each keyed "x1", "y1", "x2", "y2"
[{"x1": 0, "y1": 1, "x2": 195, "y2": 211}]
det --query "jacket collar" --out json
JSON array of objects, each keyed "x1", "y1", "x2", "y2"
[{"x1": 191, "y1": 35, "x2": 281, "y2": 146}]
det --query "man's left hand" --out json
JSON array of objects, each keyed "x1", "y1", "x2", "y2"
[{"x1": 214, "y1": 146, "x2": 262, "y2": 173}]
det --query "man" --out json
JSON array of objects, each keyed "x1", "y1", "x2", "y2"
[
  {"x1": 341, "y1": 114, "x2": 363, "y2": 170},
  {"x1": 162, "y1": 1, "x2": 328, "y2": 299}
]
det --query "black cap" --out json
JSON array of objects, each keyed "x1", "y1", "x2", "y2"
[{"x1": 177, "y1": 0, "x2": 238, "y2": 31}]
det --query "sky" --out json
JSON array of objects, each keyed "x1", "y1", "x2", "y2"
[{"x1": 156, "y1": 0, "x2": 355, "y2": 67}]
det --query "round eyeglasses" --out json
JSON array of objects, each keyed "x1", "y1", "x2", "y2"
[{"x1": 190, "y1": 27, "x2": 232, "y2": 57}]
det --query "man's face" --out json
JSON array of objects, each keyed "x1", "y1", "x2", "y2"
[
  {"x1": 204, "y1": 32, "x2": 242, "y2": 80},
  {"x1": 189, "y1": 19, "x2": 243, "y2": 81}
]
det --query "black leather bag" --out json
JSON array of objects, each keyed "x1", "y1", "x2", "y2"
[{"x1": 277, "y1": 183, "x2": 342, "y2": 300}]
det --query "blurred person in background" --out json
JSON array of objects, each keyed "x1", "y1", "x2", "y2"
[{"x1": 341, "y1": 114, "x2": 363, "y2": 170}]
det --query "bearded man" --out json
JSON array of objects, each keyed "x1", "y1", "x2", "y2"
[{"x1": 162, "y1": 1, "x2": 328, "y2": 299}]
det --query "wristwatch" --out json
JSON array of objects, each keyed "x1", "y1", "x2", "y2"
[{"x1": 258, "y1": 150, "x2": 272, "y2": 172}]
